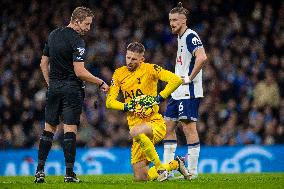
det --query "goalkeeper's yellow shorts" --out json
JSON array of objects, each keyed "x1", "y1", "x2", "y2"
[{"x1": 130, "y1": 114, "x2": 166, "y2": 165}]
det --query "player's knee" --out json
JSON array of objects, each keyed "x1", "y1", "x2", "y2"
[
  {"x1": 130, "y1": 123, "x2": 153, "y2": 139},
  {"x1": 134, "y1": 170, "x2": 148, "y2": 181},
  {"x1": 129, "y1": 127, "x2": 142, "y2": 139},
  {"x1": 129, "y1": 129, "x2": 136, "y2": 139},
  {"x1": 133, "y1": 161, "x2": 149, "y2": 181},
  {"x1": 165, "y1": 120, "x2": 176, "y2": 132},
  {"x1": 166, "y1": 125, "x2": 175, "y2": 135},
  {"x1": 134, "y1": 174, "x2": 148, "y2": 181}
]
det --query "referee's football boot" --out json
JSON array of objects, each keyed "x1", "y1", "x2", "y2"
[
  {"x1": 64, "y1": 172, "x2": 80, "y2": 183},
  {"x1": 34, "y1": 170, "x2": 45, "y2": 183}
]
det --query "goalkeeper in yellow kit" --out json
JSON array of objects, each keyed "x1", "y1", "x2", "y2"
[{"x1": 106, "y1": 42, "x2": 188, "y2": 181}]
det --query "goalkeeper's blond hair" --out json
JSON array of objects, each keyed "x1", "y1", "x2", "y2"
[{"x1": 127, "y1": 42, "x2": 145, "y2": 54}]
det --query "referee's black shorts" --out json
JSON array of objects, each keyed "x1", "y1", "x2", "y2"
[{"x1": 45, "y1": 80, "x2": 85, "y2": 126}]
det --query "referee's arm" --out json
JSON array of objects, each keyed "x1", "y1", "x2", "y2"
[
  {"x1": 73, "y1": 62, "x2": 109, "y2": 93},
  {"x1": 74, "y1": 61, "x2": 103, "y2": 85},
  {"x1": 40, "y1": 55, "x2": 49, "y2": 86}
]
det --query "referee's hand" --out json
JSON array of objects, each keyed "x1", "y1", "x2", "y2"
[{"x1": 100, "y1": 82, "x2": 109, "y2": 93}]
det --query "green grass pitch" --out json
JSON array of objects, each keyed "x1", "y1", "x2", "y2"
[{"x1": 0, "y1": 173, "x2": 283, "y2": 189}]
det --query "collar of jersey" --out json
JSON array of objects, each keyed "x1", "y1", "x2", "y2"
[{"x1": 179, "y1": 28, "x2": 188, "y2": 39}]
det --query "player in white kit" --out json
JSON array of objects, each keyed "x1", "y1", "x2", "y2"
[{"x1": 163, "y1": 2, "x2": 207, "y2": 180}]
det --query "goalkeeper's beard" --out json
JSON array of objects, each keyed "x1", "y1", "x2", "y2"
[
  {"x1": 127, "y1": 64, "x2": 135, "y2": 71},
  {"x1": 127, "y1": 62, "x2": 141, "y2": 72}
]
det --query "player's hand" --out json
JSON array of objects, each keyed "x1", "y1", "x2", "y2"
[
  {"x1": 181, "y1": 76, "x2": 192, "y2": 85},
  {"x1": 99, "y1": 82, "x2": 109, "y2": 93}
]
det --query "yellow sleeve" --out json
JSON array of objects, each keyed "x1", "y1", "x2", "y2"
[
  {"x1": 152, "y1": 64, "x2": 182, "y2": 98},
  {"x1": 106, "y1": 70, "x2": 125, "y2": 111}
]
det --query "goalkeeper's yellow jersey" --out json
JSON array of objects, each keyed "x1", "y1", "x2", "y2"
[{"x1": 106, "y1": 62, "x2": 182, "y2": 128}]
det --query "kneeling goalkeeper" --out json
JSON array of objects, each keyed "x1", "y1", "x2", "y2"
[{"x1": 106, "y1": 42, "x2": 188, "y2": 181}]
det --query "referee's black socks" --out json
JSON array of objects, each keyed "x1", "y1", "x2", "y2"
[
  {"x1": 63, "y1": 132, "x2": 76, "y2": 175},
  {"x1": 37, "y1": 130, "x2": 54, "y2": 172}
]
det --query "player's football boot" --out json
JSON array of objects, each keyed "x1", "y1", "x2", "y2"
[
  {"x1": 187, "y1": 173, "x2": 198, "y2": 180},
  {"x1": 175, "y1": 156, "x2": 190, "y2": 179},
  {"x1": 64, "y1": 172, "x2": 80, "y2": 183},
  {"x1": 167, "y1": 170, "x2": 185, "y2": 180},
  {"x1": 157, "y1": 168, "x2": 168, "y2": 182},
  {"x1": 34, "y1": 170, "x2": 45, "y2": 183}
]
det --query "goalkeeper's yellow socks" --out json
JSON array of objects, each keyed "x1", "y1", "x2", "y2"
[
  {"x1": 147, "y1": 160, "x2": 179, "y2": 181},
  {"x1": 164, "y1": 159, "x2": 179, "y2": 171},
  {"x1": 148, "y1": 166, "x2": 159, "y2": 181},
  {"x1": 134, "y1": 134, "x2": 162, "y2": 168}
]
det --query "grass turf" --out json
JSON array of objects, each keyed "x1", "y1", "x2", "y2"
[{"x1": 0, "y1": 173, "x2": 283, "y2": 189}]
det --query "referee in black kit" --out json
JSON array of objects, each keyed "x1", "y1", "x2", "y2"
[{"x1": 34, "y1": 7, "x2": 109, "y2": 183}]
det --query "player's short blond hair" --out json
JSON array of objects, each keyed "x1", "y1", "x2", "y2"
[
  {"x1": 170, "y1": 2, "x2": 189, "y2": 18},
  {"x1": 71, "y1": 7, "x2": 94, "y2": 23},
  {"x1": 127, "y1": 42, "x2": 145, "y2": 54}
]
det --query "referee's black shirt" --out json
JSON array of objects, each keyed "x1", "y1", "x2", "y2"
[{"x1": 43, "y1": 27, "x2": 86, "y2": 86}]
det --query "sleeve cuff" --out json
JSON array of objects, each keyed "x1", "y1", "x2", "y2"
[{"x1": 157, "y1": 94, "x2": 165, "y2": 103}]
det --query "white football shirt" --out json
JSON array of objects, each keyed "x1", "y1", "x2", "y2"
[{"x1": 171, "y1": 28, "x2": 204, "y2": 100}]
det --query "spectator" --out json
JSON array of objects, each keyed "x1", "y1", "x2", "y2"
[{"x1": 253, "y1": 69, "x2": 280, "y2": 108}]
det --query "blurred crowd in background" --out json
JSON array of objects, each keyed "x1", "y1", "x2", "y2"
[{"x1": 0, "y1": 0, "x2": 283, "y2": 149}]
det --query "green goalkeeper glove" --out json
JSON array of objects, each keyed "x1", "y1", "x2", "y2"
[
  {"x1": 123, "y1": 98, "x2": 136, "y2": 112},
  {"x1": 135, "y1": 94, "x2": 165, "y2": 108}
]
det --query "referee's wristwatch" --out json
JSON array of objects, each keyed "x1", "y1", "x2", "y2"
[{"x1": 99, "y1": 81, "x2": 105, "y2": 88}]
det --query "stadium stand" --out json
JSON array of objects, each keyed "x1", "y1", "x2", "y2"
[{"x1": 0, "y1": 0, "x2": 283, "y2": 149}]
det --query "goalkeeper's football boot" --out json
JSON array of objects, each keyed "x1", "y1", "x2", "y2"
[
  {"x1": 34, "y1": 170, "x2": 45, "y2": 183},
  {"x1": 157, "y1": 168, "x2": 168, "y2": 182},
  {"x1": 64, "y1": 172, "x2": 80, "y2": 183},
  {"x1": 175, "y1": 156, "x2": 191, "y2": 179}
]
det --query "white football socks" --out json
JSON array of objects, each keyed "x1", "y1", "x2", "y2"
[
  {"x1": 163, "y1": 140, "x2": 177, "y2": 163},
  {"x1": 187, "y1": 142, "x2": 200, "y2": 175}
]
